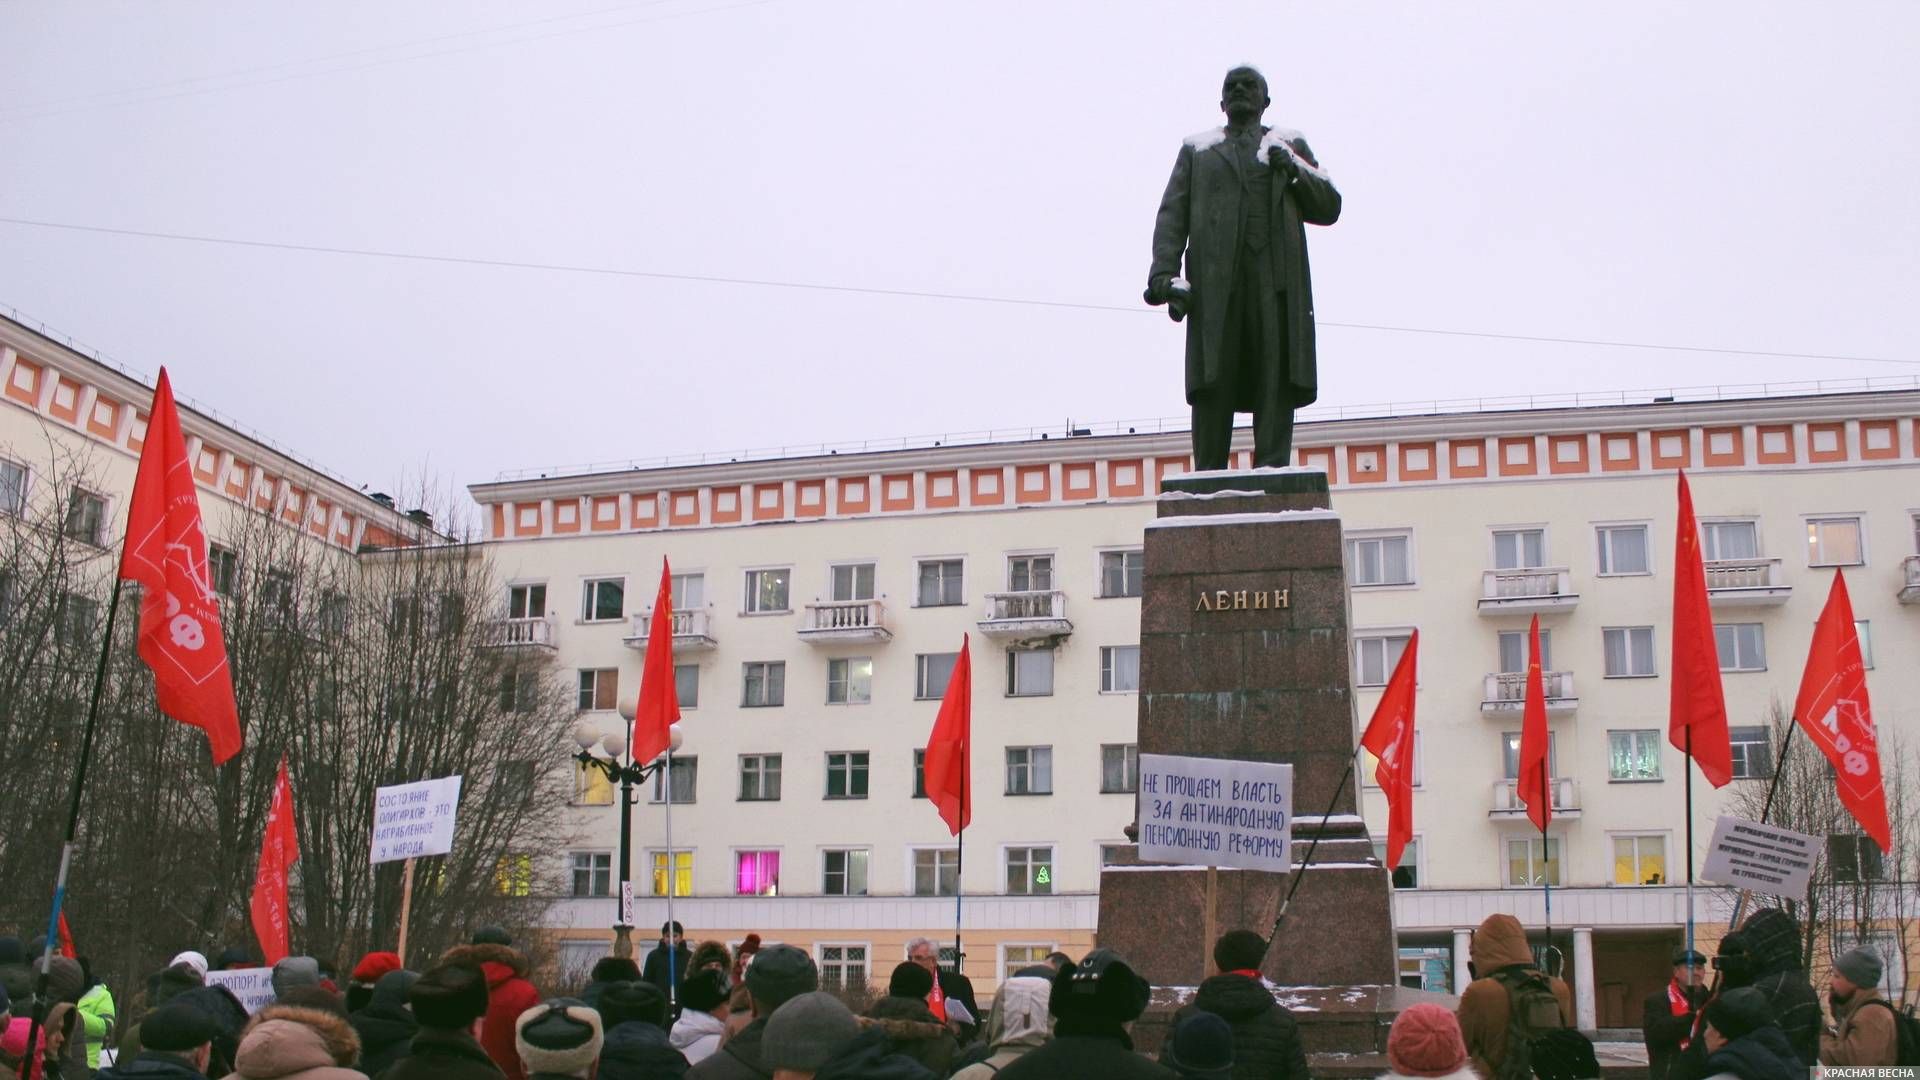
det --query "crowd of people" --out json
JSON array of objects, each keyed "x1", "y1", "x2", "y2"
[{"x1": 0, "y1": 905, "x2": 1907, "y2": 1080}]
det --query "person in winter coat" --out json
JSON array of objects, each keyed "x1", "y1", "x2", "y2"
[
  {"x1": 347, "y1": 971, "x2": 418, "y2": 1078},
  {"x1": 669, "y1": 970, "x2": 729, "y2": 1065},
  {"x1": 271, "y1": 961, "x2": 323, "y2": 1005},
  {"x1": 1700, "y1": 988, "x2": 1800, "y2": 1080},
  {"x1": 79, "y1": 965, "x2": 117, "y2": 1072},
  {"x1": 378, "y1": 962, "x2": 501, "y2": 1080},
  {"x1": 1644, "y1": 949, "x2": 1709, "y2": 1080},
  {"x1": 1722, "y1": 909, "x2": 1820, "y2": 1068},
  {"x1": 115, "y1": 963, "x2": 208, "y2": 1067},
  {"x1": 1162, "y1": 1011, "x2": 1235, "y2": 1079},
  {"x1": 442, "y1": 942, "x2": 540, "y2": 1080},
  {"x1": 581, "y1": 959, "x2": 641, "y2": 1011},
  {"x1": 723, "y1": 937, "x2": 761, "y2": 1042},
  {"x1": 903, "y1": 939, "x2": 980, "y2": 1043},
  {"x1": 863, "y1": 965, "x2": 956, "y2": 1075},
  {"x1": 950, "y1": 974, "x2": 1051, "y2": 1080},
  {"x1": 1456, "y1": 913, "x2": 1573, "y2": 1080},
  {"x1": 1821, "y1": 946, "x2": 1899, "y2": 1067},
  {"x1": 1376, "y1": 1004, "x2": 1476, "y2": 1080},
  {"x1": 688, "y1": 943, "x2": 731, "y2": 978},
  {"x1": 1171, "y1": 930, "x2": 1307, "y2": 1080},
  {"x1": 221, "y1": 1004, "x2": 365, "y2": 1080},
  {"x1": 686, "y1": 945, "x2": 817, "y2": 1080},
  {"x1": 513, "y1": 1003, "x2": 601, "y2": 1080},
  {"x1": 762, "y1": 993, "x2": 933, "y2": 1080},
  {"x1": 346, "y1": 955, "x2": 402, "y2": 1017},
  {"x1": 594, "y1": 981, "x2": 689, "y2": 1080},
  {"x1": 997, "y1": 950, "x2": 1177, "y2": 1080},
  {"x1": 642, "y1": 925, "x2": 692, "y2": 1003},
  {"x1": 98, "y1": 1003, "x2": 223, "y2": 1080}
]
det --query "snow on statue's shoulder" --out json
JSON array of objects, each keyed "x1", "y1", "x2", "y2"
[
  {"x1": 1257, "y1": 126, "x2": 1332, "y2": 181},
  {"x1": 1184, "y1": 127, "x2": 1228, "y2": 153}
]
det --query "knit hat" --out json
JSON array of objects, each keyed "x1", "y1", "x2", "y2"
[
  {"x1": 213, "y1": 947, "x2": 253, "y2": 971},
  {"x1": 679, "y1": 969, "x2": 730, "y2": 1013},
  {"x1": 745, "y1": 944, "x2": 818, "y2": 1010},
  {"x1": 1738, "y1": 909, "x2": 1801, "y2": 967},
  {"x1": 271, "y1": 956, "x2": 322, "y2": 999},
  {"x1": 1050, "y1": 949, "x2": 1152, "y2": 1025},
  {"x1": 598, "y1": 980, "x2": 668, "y2": 1030},
  {"x1": 170, "y1": 951, "x2": 211, "y2": 978},
  {"x1": 352, "y1": 951, "x2": 403, "y2": 984},
  {"x1": 1164, "y1": 1011, "x2": 1235, "y2": 1078},
  {"x1": 277, "y1": 985, "x2": 348, "y2": 1016},
  {"x1": 410, "y1": 963, "x2": 490, "y2": 1030},
  {"x1": 763, "y1": 992, "x2": 861, "y2": 1071},
  {"x1": 1835, "y1": 946, "x2": 1884, "y2": 989},
  {"x1": 155, "y1": 961, "x2": 206, "y2": 1004},
  {"x1": 888, "y1": 960, "x2": 934, "y2": 999},
  {"x1": 1387, "y1": 1003, "x2": 1469, "y2": 1078},
  {"x1": 1705, "y1": 987, "x2": 1773, "y2": 1041},
  {"x1": 143, "y1": 1001, "x2": 222, "y2": 1052},
  {"x1": 516, "y1": 1002, "x2": 603, "y2": 1077},
  {"x1": 471, "y1": 927, "x2": 513, "y2": 946},
  {"x1": 588, "y1": 957, "x2": 641, "y2": 984}
]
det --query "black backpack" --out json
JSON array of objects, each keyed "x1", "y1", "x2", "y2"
[
  {"x1": 1862, "y1": 999, "x2": 1920, "y2": 1067},
  {"x1": 1491, "y1": 969, "x2": 1597, "y2": 1080}
]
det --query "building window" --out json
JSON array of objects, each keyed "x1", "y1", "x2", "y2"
[
  {"x1": 1100, "y1": 645, "x2": 1140, "y2": 693},
  {"x1": 826, "y1": 751, "x2": 870, "y2": 799},
  {"x1": 1100, "y1": 550, "x2": 1144, "y2": 598},
  {"x1": 1372, "y1": 839, "x2": 1420, "y2": 889},
  {"x1": 1101, "y1": 744, "x2": 1139, "y2": 793},
  {"x1": 912, "y1": 848, "x2": 959, "y2": 896},
  {"x1": 1829, "y1": 834, "x2": 1886, "y2": 883},
  {"x1": 744, "y1": 568, "x2": 792, "y2": 613},
  {"x1": 1714, "y1": 623, "x2": 1767, "y2": 672},
  {"x1": 1006, "y1": 846, "x2": 1054, "y2": 895},
  {"x1": 55, "y1": 593, "x2": 99, "y2": 650},
  {"x1": 1701, "y1": 520, "x2": 1760, "y2": 561},
  {"x1": 1348, "y1": 533, "x2": 1413, "y2": 587},
  {"x1": 1613, "y1": 835, "x2": 1669, "y2": 886},
  {"x1": 0, "y1": 459, "x2": 25, "y2": 516},
  {"x1": 261, "y1": 569, "x2": 296, "y2": 614},
  {"x1": 739, "y1": 754, "x2": 782, "y2": 801},
  {"x1": 917, "y1": 559, "x2": 964, "y2": 607},
  {"x1": 650, "y1": 757, "x2": 697, "y2": 803},
  {"x1": 1493, "y1": 528, "x2": 1546, "y2": 570},
  {"x1": 1006, "y1": 649, "x2": 1054, "y2": 697},
  {"x1": 1354, "y1": 633, "x2": 1412, "y2": 687},
  {"x1": 575, "y1": 762, "x2": 614, "y2": 806},
  {"x1": 742, "y1": 661, "x2": 786, "y2": 707},
  {"x1": 651, "y1": 850, "x2": 693, "y2": 897},
  {"x1": 1006, "y1": 746, "x2": 1053, "y2": 795},
  {"x1": 670, "y1": 572, "x2": 705, "y2": 609},
  {"x1": 1807, "y1": 516, "x2": 1865, "y2": 567},
  {"x1": 1855, "y1": 621, "x2": 1874, "y2": 670},
  {"x1": 1004, "y1": 945, "x2": 1054, "y2": 976},
  {"x1": 1603, "y1": 626, "x2": 1657, "y2": 678},
  {"x1": 209, "y1": 545, "x2": 240, "y2": 598},
  {"x1": 913, "y1": 749, "x2": 927, "y2": 798},
  {"x1": 581, "y1": 577, "x2": 624, "y2": 622},
  {"x1": 915, "y1": 653, "x2": 959, "y2": 700},
  {"x1": 570, "y1": 852, "x2": 612, "y2": 898},
  {"x1": 1100, "y1": 844, "x2": 1133, "y2": 867},
  {"x1": 317, "y1": 590, "x2": 349, "y2": 636},
  {"x1": 1596, "y1": 524, "x2": 1651, "y2": 575},
  {"x1": 495, "y1": 854, "x2": 533, "y2": 897},
  {"x1": 1502, "y1": 732, "x2": 1558, "y2": 779},
  {"x1": 736, "y1": 850, "x2": 780, "y2": 896},
  {"x1": 830, "y1": 563, "x2": 876, "y2": 602},
  {"x1": 675, "y1": 663, "x2": 700, "y2": 708},
  {"x1": 1008, "y1": 554, "x2": 1054, "y2": 592},
  {"x1": 823, "y1": 849, "x2": 870, "y2": 896},
  {"x1": 508, "y1": 582, "x2": 546, "y2": 619},
  {"x1": 64, "y1": 488, "x2": 106, "y2": 546},
  {"x1": 827, "y1": 657, "x2": 873, "y2": 705},
  {"x1": 1729, "y1": 726, "x2": 1774, "y2": 780},
  {"x1": 1497, "y1": 629, "x2": 1552, "y2": 673},
  {"x1": 818, "y1": 945, "x2": 868, "y2": 991},
  {"x1": 576, "y1": 668, "x2": 619, "y2": 711},
  {"x1": 1608, "y1": 730, "x2": 1662, "y2": 782},
  {"x1": 1506, "y1": 838, "x2": 1561, "y2": 887}
]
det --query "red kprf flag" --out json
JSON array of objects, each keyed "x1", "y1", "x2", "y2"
[
  {"x1": 250, "y1": 756, "x2": 298, "y2": 966},
  {"x1": 1516, "y1": 615, "x2": 1553, "y2": 833},
  {"x1": 631, "y1": 558, "x2": 681, "y2": 764},
  {"x1": 1359, "y1": 630, "x2": 1418, "y2": 869},
  {"x1": 56, "y1": 912, "x2": 76, "y2": 959},
  {"x1": 1670, "y1": 471, "x2": 1733, "y2": 787},
  {"x1": 1794, "y1": 570, "x2": 1889, "y2": 850},
  {"x1": 923, "y1": 636, "x2": 973, "y2": 836},
  {"x1": 119, "y1": 368, "x2": 242, "y2": 764}
]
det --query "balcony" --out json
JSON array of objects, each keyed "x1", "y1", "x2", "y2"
[
  {"x1": 1900, "y1": 556, "x2": 1920, "y2": 605},
  {"x1": 1490, "y1": 777, "x2": 1581, "y2": 819},
  {"x1": 1481, "y1": 671, "x2": 1578, "y2": 714},
  {"x1": 1477, "y1": 567, "x2": 1579, "y2": 615},
  {"x1": 623, "y1": 608, "x2": 717, "y2": 653},
  {"x1": 479, "y1": 615, "x2": 557, "y2": 650},
  {"x1": 1705, "y1": 558, "x2": 1791, "y2": 607},
  {"x1": 797, "y1": 599, "x2": 893, "y2": 644},
  {"x1": 977, "y1": 590, "x2": 1073, "y2": 645}
]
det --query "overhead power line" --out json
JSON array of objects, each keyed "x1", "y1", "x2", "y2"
[{"x1": 0, "y1": 214, "x2": 1911, "y2": 368}]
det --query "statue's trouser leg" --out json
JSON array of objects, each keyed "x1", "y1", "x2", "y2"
[
  {"x1": 1250, "y1": 302, "x2": 1294, "y2": 468},
  {"x1": 1191, "y1": 398, "x2": 1233, "y2": 470}
]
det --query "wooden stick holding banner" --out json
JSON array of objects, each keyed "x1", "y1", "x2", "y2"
[
  {"x1": 397, "y1": 857, "x2": 417, "y2": 965},
  {"x1": 1203, "y1": 865, "x2": 1218, "y2": 975}
]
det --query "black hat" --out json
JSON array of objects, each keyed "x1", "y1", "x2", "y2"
[
  {"x1": 1050, "y1": 949, "x2": 1151, "y2": 1024},
  {"x1": 679, "y1": 969, "x2": 730, "y2": 1013},
  {"x1": 1672, "y1": 948, "x2": 1708, "y2": 966},
  {"x1": 745, "y1": 945, "x2": 818, "y2": 1010},
  {"x1": 470, "y1": 926, "x2": 512, "y2": 947},
  {"x1": 1705, "y1": 987, "x2": 1773, "y2": 1042},
  {"x1": 888, "y1": 961, "x2": 934, "y2": 999},
  {"x1": 589, "y1": 957, "x2": 641, "y2": 984},
  {"x1": 143, "y1": 1002, "x2": 222, "y2": 1052},
  {"x1": 410, "y1": 962, "x2": 490, "y2": 1030},
  {"x1": 1165, "y1": 1011, "x2": 1235, "y2": 1078},
  {"x1": 598, "y1": 980, "x2": 668, "y2": 1030},
  {"x1": 660, "y1": 921, "x2": 685, "y2": 936}
]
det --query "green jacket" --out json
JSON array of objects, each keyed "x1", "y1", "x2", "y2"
[{"x1": 77, "y1": 983, "x2": 115, "y2": 1069}]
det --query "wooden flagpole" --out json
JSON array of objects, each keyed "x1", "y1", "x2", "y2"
[{"x1": 396, "y1": 857, "x2": 416, "y2": 966}]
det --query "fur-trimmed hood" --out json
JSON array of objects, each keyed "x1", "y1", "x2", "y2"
[
  {"x1": 225, "y1": 1005, "x2": 363, "y2": 1080},
  {"x1": 443, "y1": 942, "x2": 529, "y2": 983}
]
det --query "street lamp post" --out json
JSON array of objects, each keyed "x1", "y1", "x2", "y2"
[{"x1": 572, "y1": 708, "x2": 682, "y2": 960}]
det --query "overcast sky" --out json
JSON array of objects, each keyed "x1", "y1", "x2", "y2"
[{"x1": 2, "y1": 2, "x2": 1916, "y2": 498}]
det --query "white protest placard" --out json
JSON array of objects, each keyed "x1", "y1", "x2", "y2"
[
  {"x1": 1702, "y1": 815, "x2": 1818, "y2": 898},
  {"x1": 371, "y1": 775, "x2": 463, "y2": 864},
  {"x1": 1137, "y1": 754, "x2": 1293, "y2": 873},
  {"x1": 206, "y1": 967, "x2": 275, "y2": 1014}
]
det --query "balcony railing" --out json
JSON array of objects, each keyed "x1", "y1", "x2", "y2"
[
  {"x1": 623, "y1": 608, "x2": 717, "y2": 652},
  {"x1": 479, "y1": 615, "x2": 557, "y2": 649},
  {"x1": 798, "y1": 599, "x2": 893, "y2": 643},
  {"x1": 1477, "y1": 567, "x2": 1579, "y2": 614},
  {"x1": 1481, "y1": 671, "x2": 1578, "y2": 713},
  {"x1": 1900, "y1": 555, "x2": 1920, "y2": 605},
  {"x1": 1704, "y1": 558, "x2": 1791, "y2": 606},
  {"x1": 978, "y1": 589, "x2": 1073, "y2": 643},
  {"x1": 1490, "y1": 777, "x2": 1581, "y2": 818}
]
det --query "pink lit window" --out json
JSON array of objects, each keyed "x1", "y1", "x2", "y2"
[{"x1": 736, "y1": 851, "x2": 780, "y2": 896}]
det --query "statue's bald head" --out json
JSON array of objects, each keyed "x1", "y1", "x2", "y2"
[{"x1": 1220, "y1": 66, "x2": 1271, "y2": 123}]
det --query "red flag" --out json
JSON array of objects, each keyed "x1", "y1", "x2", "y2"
[
  {"x1": 1794, "y1": 571, "x2": 1889, "y2": 851},
  {"x1": 1516, "y1": 615, "x2": 1552, "y2": 833},
  {"x1": 119, "y1": 369, "x2": 242, "y2": 765},
  {"x1": 631, "y1": 558, "x2": 681, "y2": 764},
  {"x1": 250, "y1": 756, "x2": 298, "y2": 966},
  {"x1": 56, "y1": 912, "x2": 75, "y2": 959},
  {"x1": 924, "y1": 636, "x2": 973, "y2": 836},
  {"x1": 1359, "y1": 630, "x2": 1418, "y2": 869},
  {"x1": 1670, "y1": 471, "x2": 1733, "y2": 787}
]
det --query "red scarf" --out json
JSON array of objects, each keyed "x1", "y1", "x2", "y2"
[
  {"x1": 1668, "y1": 981, "x2": 1694, "y2": 1050},
  {"x1": 1228, "y1": 969, "x2": 1264, "y2": 980}
]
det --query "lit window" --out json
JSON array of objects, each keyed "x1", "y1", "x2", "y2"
[
  {"x1": 1714, "y1": 623, "x2": 1767, "y2": 672},
  {"x1": 1004, "y1": 945, "x2": 1054, "y2": 975},
  {"x1": 915, "y1": 653, "x2": 959, "y2": 699},
  {"x1": 1607, "y1": 730, "x2": 1661, "y2": 782},
  {"x1": 1807, "y1": 517, "x2": 1865, "y2": 567},
  {"x1": 739, "y1": 754, "x2": 782, "y2": 801},
  {"x1": 495, "y1": 855, "x2": 533, "y2": 897},
  {"x1": 1100, "y1": 744, "x2": 1139, "y2": 793},
  {"x1": 744, "y1": 568, "x2": 792, "y2": 613},
  {"x1": 912, "y1": 849, "x2": 959, "y2": 896},
  {"x1": 823, "y1": 850, "x2": 869, "y2": 896},
  {"x1": 917, "y1": 560, "x2": 964, "y2": 607},
  {"x1": 1613, "y1": 835, "x2": 1668, "y2": 886},
  {"x1": 576, "y1": 669, "x2": 619, "y2": 711},
  {"x1": 1006, "y1": 846, "x2": 1054, "y2": 895},
  {"x1": 649, "y1": 758, "x2": 697, "y2": 803},
  {"x1": 1006, "y1": 746, "x2": 1053, "y2": 795},
  {"x1": 827, "y1": 658, "x2": 873, "y2": 705},
  {"x1": 575, "y1": 763, "x2": 614, "y2": 806},
  {"x1": 1596, "y1": 525, "x2": 1650, "y2": 575},
  {"x1": 742, "y1": 662, "x2": 786, "y2": 707},
  {"x1": 826, "y1": 752, "x2": 870, "y2": 799},
  {"x1": 1507, "y1": 838, "x2": 1561, "y2": 887},
  {"x1": 1729, "y1": 726, "x2": 1774, "y2": 780},
  {"x1": 735, "y1": 851, "x2": 780, "y2": 896},
  {"x1": 1100, "y1": 646, "x2": 1140, "y2": 693},
  {"x1": 581, "y1": 578, "x2": 624, "y2": 621},
  {"x1": 1100, "y1": 550, "x2": 1144, "y2": 598},
  {"x1": 570, "y1": 852, "x2": 612, "y2": 898},
  {"x1": 1603, "y1": 627, "x2": 1657, "y2": 677},
  {"x1": 1006, "y1": 649, "x2": 1054, "y2": 697},
  {"x1": 1354, "y1": 633, "x2": 1411, "y2": 687},
  {"x1": 1348, "y1": 533, "x2": 1413, "y2": 586},
  {"x1": 651, "y1": 850, "x2": 693, "y2": 897}
]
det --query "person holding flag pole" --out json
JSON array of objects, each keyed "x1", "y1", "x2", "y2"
[
  {"x1": 1668, "y1": 471, "x2": 1734, "y2": 971},
  {"x1": 923, "y1": 636, "x2": 973, "y2": 994}
]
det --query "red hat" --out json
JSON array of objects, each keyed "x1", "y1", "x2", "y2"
[
  {"x1": 352, "y1": 951, "x2": 403, "y2": 984},
  {"x1": 1387, "y1": 1003, "x2": 1468, "y2": 1078}
]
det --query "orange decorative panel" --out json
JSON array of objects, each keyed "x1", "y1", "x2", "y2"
[
  {"x1": 1156, "y1": 455, "x2": 1196, "y2": 489},
  {"x1": 5, "y1": 357, "x2": 41, "y2": 405},
  {"x1": 1398, "y1": 442, "x2": 1438, "y2": 481},
  {"x1": 1062, "y1": 462, "x2": 1097, "y2": 500},
  {"x1": 1650, "y1": 429, "x2": 1692, "y2": 470},
  {"x1": 747, "y1": 484, "x2": 783, "y2": 522},
  {"x1": 924, "y1": 470, "x2": 960, "y2": 509},
  {"x1": 632, "y1": 493, "x2": 660, "y2": 528},
  {"x1": 86, "y1": 395, "x2": 121, "y2": 438},
  {"x1": 1496, "y1": 436, "x2": 1538, "y2": 477},
  {"x1": 970, "y1": 468, "x2": 1006, "y2": 506},
  {"x1": 128, "y1": 411, "x2": 149, "y2": 453},
  {"x1": 590, "y1": 495, "x2": 622, "y2": 532},
  {"x1": 225, "y1": 459, "x2": 251, "y2": 499},
  {"x1": 193, "y1": 447, "x2": 220, "y2": 485},
  {"x1": 491, "y1": 504, "x2": 507, "y2": 538},
  {"x1": 514, "y1": 503, "x2": 543, "y2": 537},
  {"x1": 1755, "y1": 425, "x2": 1795, "y2": 464},
  {"x1": 1807, "y1": 422, "x2": 1847, "y2": 463},
  {"x1": 1346, "y1": 443, "x2": 1387, "y2": 483},
  {"x1": 1107, "y1": 460, "x2": 1145, "y2": 498},
  {"x1": 835, "y1": 477, "x2": 871, "y2": 515},
  {"x1": 1701, "y1": 427, "x2": 1745, "y2": 468},
  {"x1": 1448, "y1": 439, "x2": 1487, "y2": 479},
  {"x1": 796, "y1": 479, "x2": 829, "y2": 517},
  {"x1": 710, "y1": 485, "x2": 743, "y2": 524},
  {"x1": 253, "y1": 473, "x2": 276, "y2": 511},
  {"x1": 1599, "y1": 432, "x2": 1640, "y2": 473},
  {"x1": 669, "y1": 489, "x2": 703, "y2": 525},
  {"x1": 1547, "y1": 434, "x2": 1590, "y2": 475},
  {"x1": 283, "y1": 487, "x2": 306, "y2": 525},
  {"x1": 47, "y1": 376, "x2": 82, "y2": 423},
  {"x1": 881, "y1": 473, "x2": 916, "y2": 512},
  {"x1": 1014, "y1": 464, "x2": 1052, "y2": 504},
  {"x1": 1859, "y1": 419, "x2": 1899, "y2": 460},
  {"x1": 335, "y1": 514, "x2": 355, "y2": 544},
  {"x1": 552, "y1": 498, "x2": 583, "y2": 534},
  {"x1": 309, "y1": 498, "x2": 333, "y2": 537},
  {"x1": 1294, "y1": 447, "x2": 1335, "y2": 483}
]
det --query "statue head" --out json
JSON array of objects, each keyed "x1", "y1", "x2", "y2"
[{"x1": 1220, "y1": 66, "x2": 1270, "y2": 126}]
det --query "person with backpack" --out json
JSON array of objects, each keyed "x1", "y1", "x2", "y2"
[
  {"x1": 1725, "y1": 909, "x2": 1821, "y2": 1068},
  {"x1": 1456, "y1": 913, "x2": 1574, "y2": 1080},
  {"x1": 1820, "y1": 946, "x2": 1904, "y2": 1067}
]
